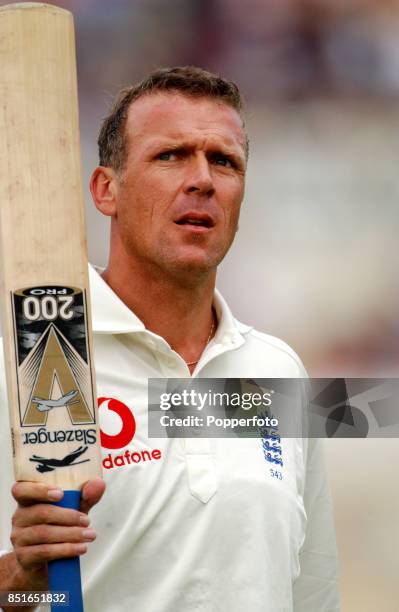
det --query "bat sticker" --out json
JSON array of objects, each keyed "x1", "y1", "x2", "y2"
[
  {"x1": 32, "y1": 389, "x2": 79, "y2": 412},
  {"x1": 11, "y1": 286, "x2": 96, "y2": 430},
  {"x1": 29, "y1": 445, "x2": 90, "y2": 473}
]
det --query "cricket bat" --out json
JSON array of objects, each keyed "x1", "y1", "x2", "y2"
[{"x1": 0, "y1": 4, "x2": 102, "y2": 610}]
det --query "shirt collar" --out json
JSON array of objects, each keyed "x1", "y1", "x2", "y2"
[
  {"x1": 212, "y1": 289, "x2": 251, "y2": 345},
  {"x1": 89, "y1": 264, "x2": 145, "y2": 333},
  {"x1": 89, "y1": 264, "x2": 252, "y2": 342}
]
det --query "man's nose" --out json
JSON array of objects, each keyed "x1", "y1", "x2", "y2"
[{"x1": 184, "y1": 155, "x2": 215, "y2": 196}]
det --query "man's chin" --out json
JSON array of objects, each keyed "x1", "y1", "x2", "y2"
[{"x1": 164, "y1": 254, "x2": 220, "y2": 284}]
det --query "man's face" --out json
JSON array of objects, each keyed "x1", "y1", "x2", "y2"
[{"x1": 112, "y1": 91, "x2": 247, "y2": 281}]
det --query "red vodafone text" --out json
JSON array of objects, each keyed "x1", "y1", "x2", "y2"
[{"x1": 98, "y1": 396, "x2": 162, "y2": 471}]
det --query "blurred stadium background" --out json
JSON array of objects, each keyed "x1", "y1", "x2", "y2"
[{"x1": 2, "y1": 0, "x2": 399, "y2": 609}]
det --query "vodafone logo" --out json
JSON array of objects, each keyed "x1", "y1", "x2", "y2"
[
  {"x1": 98, "y1": 397, "x2": 136, "y2": 449},
  {"x1": 98, "y1": 397, "x2": 162, "y2": 471}
]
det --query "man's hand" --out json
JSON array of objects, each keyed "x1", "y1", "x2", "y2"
[{"x1": 9, "y1": 478, "x2": 105, "y2": 585}]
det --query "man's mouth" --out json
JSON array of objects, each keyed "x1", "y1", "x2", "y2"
[{"x1": 174, "y1": 213, "x2": 214, "y2": 229}]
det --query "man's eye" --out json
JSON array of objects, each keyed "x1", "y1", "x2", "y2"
[
  {"x1": 158, "y1": 152, "x2": 172, "y2": 161},
  {"x1": 213, "y1": 155, "x2": 233, "y2": 168}
]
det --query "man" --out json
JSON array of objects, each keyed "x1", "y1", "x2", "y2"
[{"x1": 0, "y1": 66, "x2": 340, "y2": 611}]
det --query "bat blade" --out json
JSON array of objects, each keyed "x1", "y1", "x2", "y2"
[{"x1": 0, "y1": 3, "x2": 102, "y2": 609}]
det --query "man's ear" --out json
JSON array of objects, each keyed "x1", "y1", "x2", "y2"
[{"x1": 90, "y1": 166, "x2": 119, "y2": 217}]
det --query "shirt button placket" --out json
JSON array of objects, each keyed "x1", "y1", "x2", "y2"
[{"x1": 183, "y1": 438, "x2": 218, "y2": 504}]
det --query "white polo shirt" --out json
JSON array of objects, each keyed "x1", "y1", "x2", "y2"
[{"x1": 0, "y1": 266, "x2": 340, "y2": 612}]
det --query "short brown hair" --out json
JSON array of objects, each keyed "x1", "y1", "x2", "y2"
[{"x1": 98, "y1": 65, "x2": 246, "y2": 172}]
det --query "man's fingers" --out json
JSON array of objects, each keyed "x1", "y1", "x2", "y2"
[
  {"x1": 9, "y1": 479, "x2": 102, "y2": 575},
  {"x1": 16, "y1": 542, "x2": 89, "y2": 569},
  {"x1": 12, "y1": 482, "x2": 64, "y2": 506},
  {"x1": 15, "y1": 525, "x2": 97, "y2": 547},
  {"x1": 80, "y1": 478, "x2": 106, "y2": 514},
  {"x1": 12, "y1": 478, "x2": 106, "y2": 515},
  {"x1": 13, "y1": 503, "x2": 90, "y2": 529}
]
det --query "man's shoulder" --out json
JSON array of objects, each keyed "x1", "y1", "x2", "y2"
[
  {"x1": 248, "y1": 327, "x2": 303, "y2": 365},
  {"x1": 235, "y1": 320, "x2": 307, "y2": 377}
]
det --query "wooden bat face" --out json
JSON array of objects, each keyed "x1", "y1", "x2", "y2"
[{"x1": 0, "y1": 4, "x2": 102, "y2": 491}]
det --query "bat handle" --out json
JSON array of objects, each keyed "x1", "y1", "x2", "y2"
[{"x1": 48, "y1": 490, "x2": 84, "y2": 612}]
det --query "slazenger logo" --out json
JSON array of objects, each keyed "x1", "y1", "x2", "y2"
[{"x1": 98, "y1": 397, "x2": 162, "y2": 470}]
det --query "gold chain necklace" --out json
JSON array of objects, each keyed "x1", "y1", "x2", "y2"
[{"x1": 185, "y1": 316, "x2": 215, "y2": 367}]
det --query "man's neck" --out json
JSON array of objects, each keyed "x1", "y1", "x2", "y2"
[{"x1": 102, "y1": 258, "x2": 217, "y2": 371}]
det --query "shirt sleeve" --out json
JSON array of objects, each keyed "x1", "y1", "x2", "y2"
[{"x1": 292, "y1": 437, "x2": 341, "y2": 611}]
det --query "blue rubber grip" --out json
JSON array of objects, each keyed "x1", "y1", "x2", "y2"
[{"x1": 48, "y1": 490, "x2": 84, "y2": 612}]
